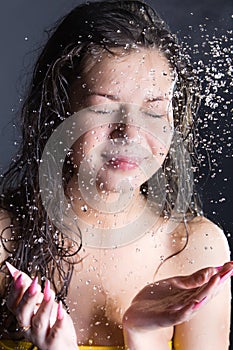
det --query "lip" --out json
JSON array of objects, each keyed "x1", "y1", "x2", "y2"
[{"x1": 108, "y1": 157, "x2": 140, "y2": 170}]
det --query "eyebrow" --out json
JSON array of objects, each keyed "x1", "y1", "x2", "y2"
[{"x1": 87, "y1": 92, "x2": 168, "y2": 102}]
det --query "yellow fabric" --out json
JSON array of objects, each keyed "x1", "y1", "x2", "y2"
[
  {"x1": 79, "y1": 344, "x2": 173, "y2": 349},
  {"x1": 0, "y1": 340, "x2": 173, "y2": 349},
  {"x1": 0, "y1": 340, "x2": 37, "y2": 350}
]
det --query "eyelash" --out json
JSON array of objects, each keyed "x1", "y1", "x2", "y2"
[
  {"x1": 142, "y1": 112, "x2": 163, "y2": 119},
  {"x1": 90, "y1": 109, "x2": 116, "y2": 115},
  {"x1": 90, "y1": 108, "x2": 163, "y2": 119}
]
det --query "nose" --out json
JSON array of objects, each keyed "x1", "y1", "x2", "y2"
[
  {"x1": 109, "y1": 105, "x2": 140, "y2": 141},
  {"x1": 110, "y1": 123, "x2": 139, "y2": 141}
]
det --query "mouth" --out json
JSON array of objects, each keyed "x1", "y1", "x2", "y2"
[
  {"x1": 107, "y1": 156, "x2": 141, "y2": 170},
  {"x1": 101, "y1": 144, "x2": 151, "y2": 172}
]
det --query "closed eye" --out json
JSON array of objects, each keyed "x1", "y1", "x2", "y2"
[
  {"x1": 89, "y1": 108, "x2": 117, "y2": 115},
  {"x1": 141, "y1": 110, "x2": 164, "y2": 118}
]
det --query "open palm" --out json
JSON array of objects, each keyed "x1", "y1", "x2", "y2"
[{"x1": 123, "y1": 263, "x2": 233, "y2": 330}]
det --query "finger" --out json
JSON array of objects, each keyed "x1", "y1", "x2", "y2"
[
  {"x1": 191, "y1": 267, "x2": 232, "y2": 309},
  {"x1": 15, "y1": 277, "x2": 42, "y2": 328},
  {"x1": 169, "y1": 294, "x2": 210, "y2": 326},
  {"x1": 177, "y1": 262, "x2": 233, "y2": 290},
  {"x1": 217, "y1": 262, "x2": 233, "y2": 282},
  {"x1": 191, "y1": 296, "x2": 208, "y2": 311},
  {"x1": 5, "y1": 261, "x2": 20, "y2": 280},
  {"x1": 5, "y1": 262, "x2": 33, "y2": 285},
  {"x1": 6, "y1": 263, "x2": 34, "y2": 311},
  {"x1": 47, "y1": 302, "x2": 77, "y2": 347},
  {"x1": 47, "y1": 301, "x2": 65, "y2": 340},
  {"x1": 181, "y1": 272, "x2": 225, "y2": 317},
  {"x1": 168, "y1": 300, "x2": 195, "y2": 325},
  {"x1": 189, "y1": 273, "x2": 220, "y2": 305},
  {"x1": 31, "y1": 281, "x2": 55, "y2": 339},
  {"x1": 172, "y1": 266, "x2": 218, "y2": 289},
  {"x1": 7, "y1": 274, "x2": 25, "y2": 311}
]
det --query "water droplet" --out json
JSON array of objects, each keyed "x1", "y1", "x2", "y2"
[
  {"x1": 89, "y1": 178, "x2": 95, "y2": 185},
  {"x1": 81, "y1": 205, "x2": 88, "y2": 212}
]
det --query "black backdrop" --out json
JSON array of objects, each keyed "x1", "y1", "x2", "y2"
[{"x1": 0, "y1": 0, "x2": 232, "y2": 346}]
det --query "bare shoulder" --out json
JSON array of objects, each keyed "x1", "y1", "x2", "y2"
[
  {"x1": 158, "y1": 215, "x2": 231, "y2": 277},
  {"x1": 186, "y1": 215, "x2": 230, "y2": 256},
  {"x1": 177, "y1": 215, "x2": 230, "y2": 273}
]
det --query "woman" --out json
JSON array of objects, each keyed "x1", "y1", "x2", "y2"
[{"x1": 0, "y1": 1, "x2": 231, "y2": 349}]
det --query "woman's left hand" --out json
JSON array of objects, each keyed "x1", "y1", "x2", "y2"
[{"x1": 123, "y1": 262, "x2": 233, "y2": 332}]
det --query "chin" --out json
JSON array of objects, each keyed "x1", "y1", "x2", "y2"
[{"x1": 96, "y1": 168, "x2": 146, "y2": 194}]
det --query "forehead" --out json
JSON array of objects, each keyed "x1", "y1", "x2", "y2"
[{"x1": 81, "y1": 48, "x2": 175, "y2": 98}]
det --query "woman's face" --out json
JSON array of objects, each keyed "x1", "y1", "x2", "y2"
[{"x1": 70, "y1": 48, "x2": 176, "y2": 194}]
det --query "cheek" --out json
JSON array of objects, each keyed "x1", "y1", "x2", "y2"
[
  {"x1": 167, "y1": 104, "x2": 174, "y2": 127},
  {"x1": 146, "y1": 133, "x2": 169, "y2": 158},
  {"x1": 144, "y1": 116, "x2": 173, "y2": 163},
  {"x1": 71, "y1": 137, "x2": 85, "y2": 166},
  {"x1": 71, "y1": 127, "x2": 111, "y2": 163}
]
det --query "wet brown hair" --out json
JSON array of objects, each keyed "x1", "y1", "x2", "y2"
[{"x1": 0, "y1": 0, "x2": 201, "y2": 336}]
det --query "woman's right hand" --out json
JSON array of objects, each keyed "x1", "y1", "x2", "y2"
[{"x1": 6, "y1": 262, "x2": 77, "y2": 350}]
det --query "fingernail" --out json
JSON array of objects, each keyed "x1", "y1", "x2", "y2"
[
  {"x1": 57, "y1": 300, "x2": 64, "y2": 321},
  {"x1": 43, "y1": 280, "x2": 51, "y2": 302},
  {"x1": 192, "y1": 296, "x2": 207, "y2": 310},
  {"x1": 28, "y1": 276, "x2": 38, "y2": 296},
  {"x1": 216, "y1": 265, "x2": 223, "y2": 271},
  {"x1": 14, "y1": 274, "x2": 23, "y2": 289},
  {"x1": 5, "y1": 262, "x2": 19, "y2": 278},
  {"x1": 220, "y1": 270, "x2": 233, "y2": 283}
]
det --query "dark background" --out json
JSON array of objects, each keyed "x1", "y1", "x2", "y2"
[{"x1": 0, "y1": 0, "x2": 232, "y2": 345}]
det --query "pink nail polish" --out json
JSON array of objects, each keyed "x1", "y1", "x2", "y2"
[
  {"x1": 43, "y1": 280, "x2": 51, "y2": 302},
  {"x1": 216, "y1": 266, "x2": 223, "y2": 271},
  {"x1": 14, "y1": 274, "x2": 23, "y2": 289},
  {"x1": 5, "y1": 262, "x2": 19, "y2": 278},
  {"x1": 220, "y1": 270, "x2": 233, "y2": 283},
  {"x1": 192, "y1": 296, "x2": 207, "y2": 310},
  {"x1": 28, "y1": 276, "x2": 38, "y2": 296},
  {"x1": 57, "y1": 300, "x2": 64, "y2": 321}
]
